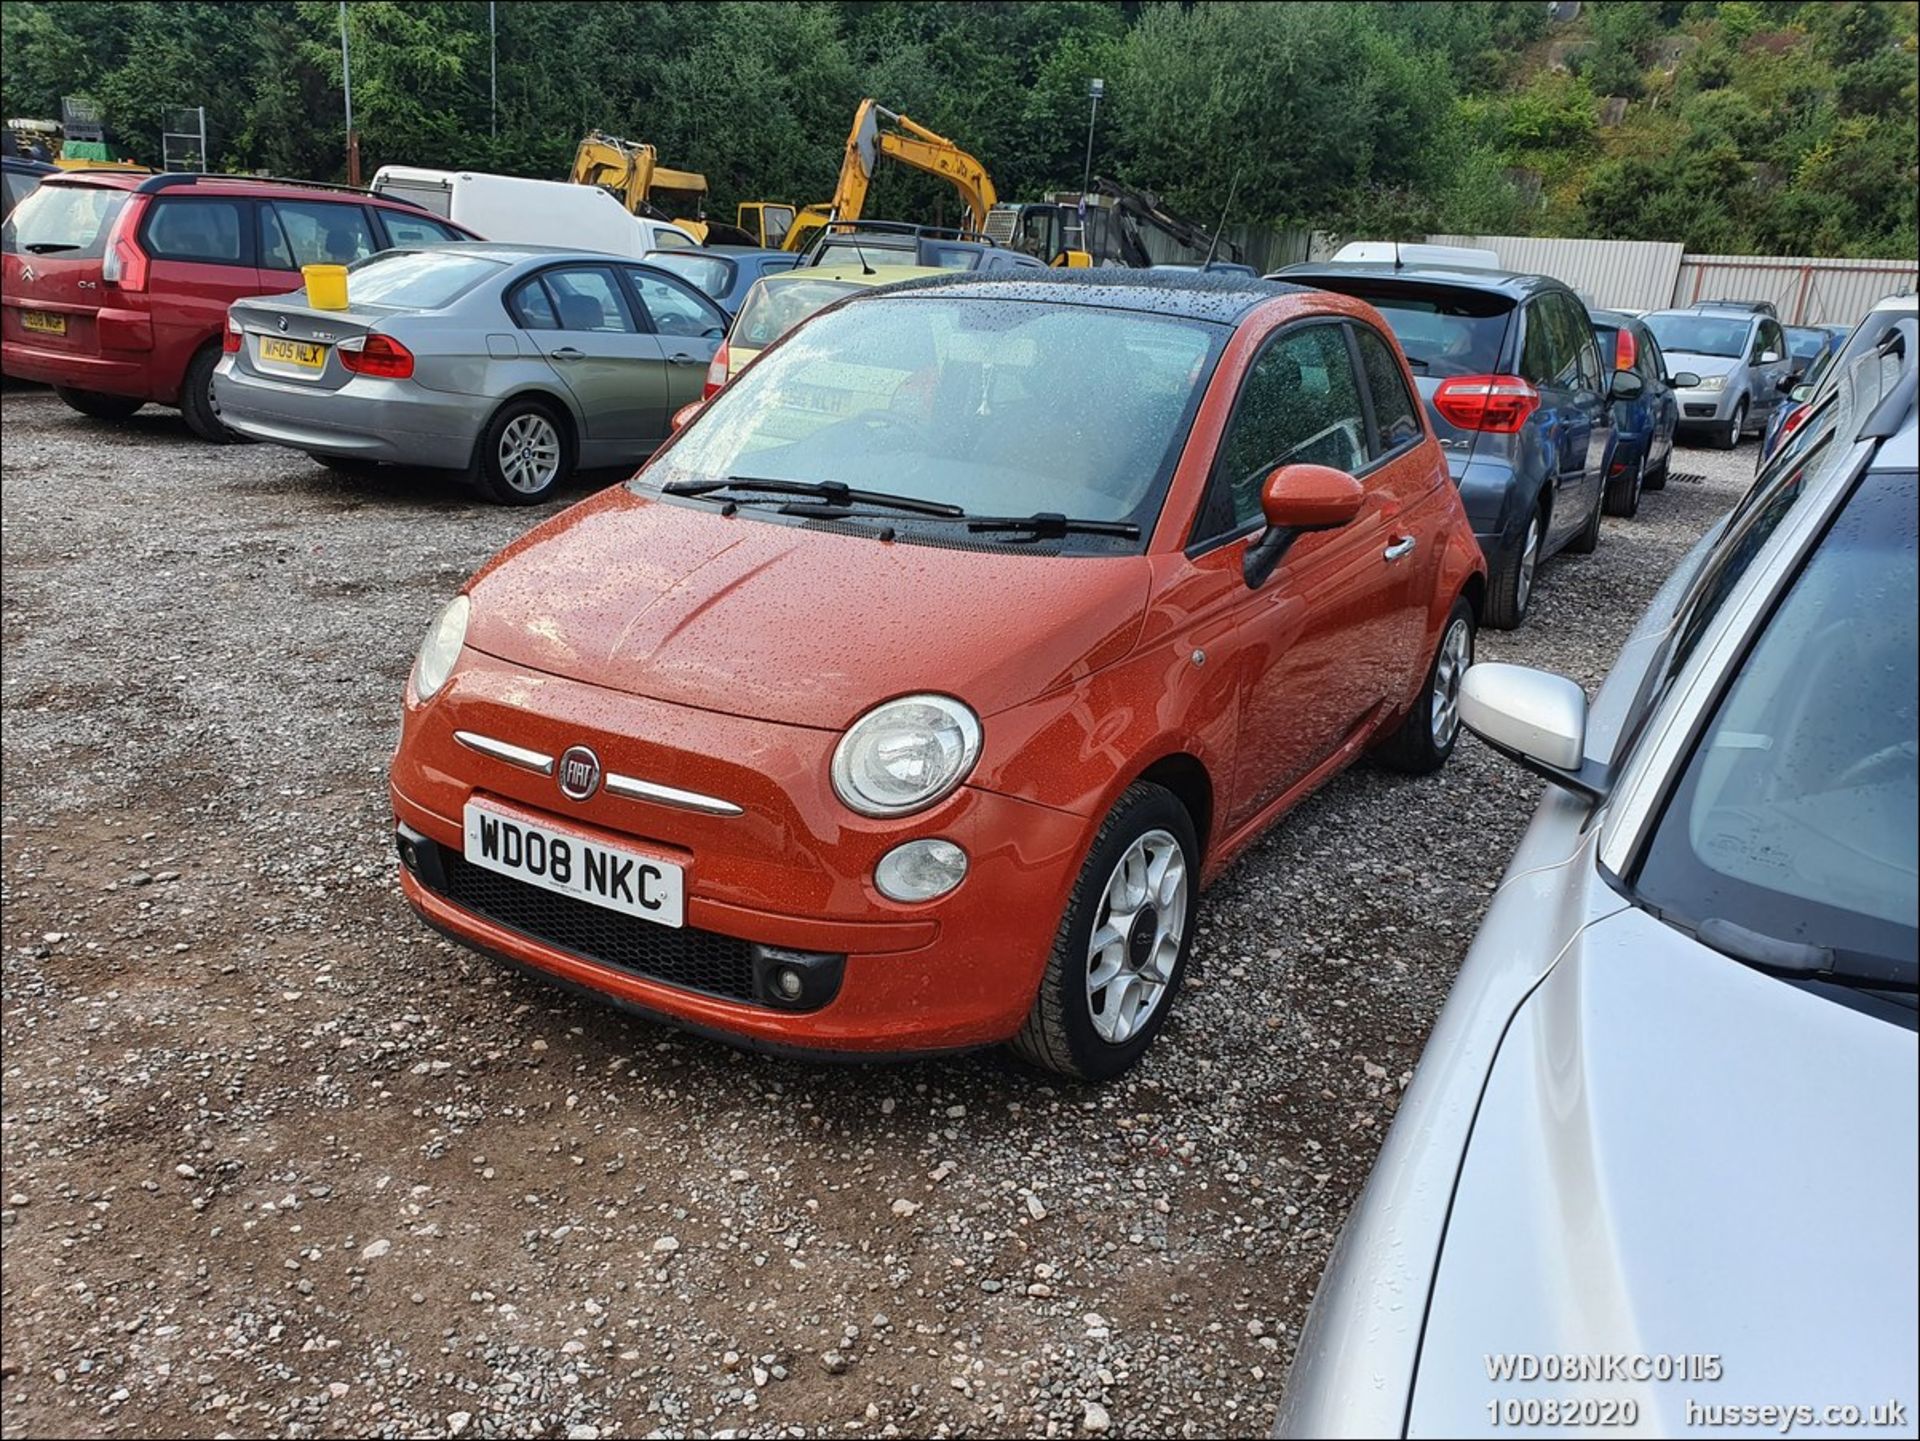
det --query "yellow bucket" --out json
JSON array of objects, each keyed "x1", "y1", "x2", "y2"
[{"x1": 303, "y1": 263, "x2": 349, "y2": 310}]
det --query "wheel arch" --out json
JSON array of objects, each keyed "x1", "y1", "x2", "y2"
[
  {"x1": 471, "y1": 387, "x2": 580, "y2": 470},
  {"x1": 1131, "y1": 752, "x2": 1215, "y2": 864}
]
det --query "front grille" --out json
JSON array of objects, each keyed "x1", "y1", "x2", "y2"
[{"x1": 430, "y1": 847, "x2": 759, "y2": 1004}]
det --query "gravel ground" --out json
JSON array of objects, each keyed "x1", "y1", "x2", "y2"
[{"x1": 1, "y1": 384, "x2": 1751, "y2": 1440}]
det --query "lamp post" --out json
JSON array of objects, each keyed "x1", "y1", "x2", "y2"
[
  {"x1": 339, "y1": 0, "x2": 359, "y2": 185},
  {"x1": 1081, "y1": 77, "x2": 1104, "y2": 196}
]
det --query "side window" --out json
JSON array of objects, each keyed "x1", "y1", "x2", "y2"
[
  {"x1": 543, "y1": 266, "x2": 636, "y2": 333},
  {"x1": 1196, "y1": 323, "x2": 1368, "y2": 540},
  {"x1": 626, "y1": 268, "x2": 726, "y2": 339},
  {"x1": 1762, "y1": 320, "x2": 1787, "y2": 360},
  {"x1": 143, "y1": 199, "x2": 247, "y2": 264},
  {"x1": 508, "y1": 276, "x2": 558, "y2": 330},
  {"x1": 1563, "y1": 298, "x2": 1604, "y2": 392},
  {"x1": 377, "y1": 210, "x2": 462, "y2": 247},
  {"x1": 1519, "y1": 300, "x2": 1567, "y2": 387},
  {"x1": 263, "y1": 200, "x2": 377, "y2": 269},
  {"x1": 1637, "y1": 327, "x2": 1667, "y2": 384},
  {"x1": 1353, "y1": 325, "x2": 1423, "y2": 455}
]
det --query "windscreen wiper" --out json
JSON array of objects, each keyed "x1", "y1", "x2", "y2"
[
  {"x1": 660, "y1": 475, "x2": 963, "y2": 518},
  {"x1": 21, "y1": 242, "x2": 80, "y2": 254},
  {"x1": 965, "y1": 512, "x2": 1141, "y2": 540},
  {"x1": 1697, "y1": 917, "x2": 1918, "y2": 994}
]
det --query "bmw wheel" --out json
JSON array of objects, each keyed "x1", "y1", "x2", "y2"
[
  {"x1": 1011, "y1": 782, "x2": 1198, "y2": 1081},
  {"x1": 475, "y1": 398, "x2": 572, "y2": 505}
]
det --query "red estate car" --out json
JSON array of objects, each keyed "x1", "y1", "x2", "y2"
[
  {"x1": 389, "y1": 273, "x2": 1488, "y2": 1079},
  {"x1": 1, "y1": 171, "x2": 474, "y2": 440}
]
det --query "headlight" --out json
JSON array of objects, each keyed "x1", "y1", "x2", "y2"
[
  {"x1": 412, "y1": 594, "x2": 469, "y2": 701},
  {"x1": 831, "y1": 694, "x2": 981, "y2": 817},
  {"x1": 1695, "y1": 374, "x2": 1726, "y2": 392}
]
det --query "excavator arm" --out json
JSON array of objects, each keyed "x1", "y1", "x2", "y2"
[
  {"x1": 785, "y1": 99, "x2": 998, "y2": 252},
  {"x1": 571, "y1": 130, "x2": 724, "y2": 239}
]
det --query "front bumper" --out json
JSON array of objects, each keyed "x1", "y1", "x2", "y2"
[
  {"x1": 389, "y1": 652, "x2": 1092, "y2": 1055},
  {"x1": 1674, "y1": 384, "x2": 1737, "y2": 425},
  {"x1": 213, "y1": 361, "x2": 483, "y2": 469}
]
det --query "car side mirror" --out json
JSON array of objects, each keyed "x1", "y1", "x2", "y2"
[
  {"x1": 1668, "y1": 370, "x2": 1701, "y2": 388},
  {"x1": 1610, "y1": 369, "x2": 1644, "y2": 401},
  {"x1": 670, "y1": 401, "x2": 702, "y2": 432},
  {"x1": 1759, "y1": 349, "x2": 1781, "y2": 364},
  {"x1": 1459, "y1": 663, "x2": 1607, "y2": 801},
  {"x1": 1777, "y1": 372, "x2": 1800, "y2": 394},
  {"x1": 1789, "y1": 384, "x2": 1813, "y2": 403},
  {"x1": 1244, "y1": 464, "x2": 1364, "y2": 589}
]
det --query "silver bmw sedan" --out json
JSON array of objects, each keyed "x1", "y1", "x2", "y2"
[{"x1": 213, "y1": 243, "x2": 727, "y2": 503}]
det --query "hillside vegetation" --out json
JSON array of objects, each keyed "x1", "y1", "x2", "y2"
[{"x1": 3, "y1": 0, "x2": 1913, "y2": 257}]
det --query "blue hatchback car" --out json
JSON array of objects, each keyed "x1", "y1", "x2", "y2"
[
  {"x1": 1589, "y1": 308, "x2": 1687, "y2": 518},
  {"x1": 1279, "y1": 257, "x2": 1627, "y2": 628},
  {"x1": 647, "y1": 246, "x2": 800, "y2": 319}
]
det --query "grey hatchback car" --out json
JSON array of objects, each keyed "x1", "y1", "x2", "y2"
[
  {"x1": 1642, "y1": 305, "x2": 1796, "y2": 450},
  {"x1": 214, "y1": 243, "x2": 728, "y2": 503},
  {"x1": 1277, "y1": 357, "x2": 1918, "y2": 1436}
]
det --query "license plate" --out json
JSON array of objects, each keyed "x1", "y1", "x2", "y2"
[
  {"x1": 257, "y1": 335, "x2": 327, "y2": 369},
  {"x1": 461, "y1": 801, "x2": 684, "y2": 928},
  {"x1": 21, "y1": 310, "x2": 66, "y2": 336}
]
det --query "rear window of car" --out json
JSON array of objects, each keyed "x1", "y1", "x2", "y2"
[
  {"x1": 1303, "y1": 278, "x2": 1512, "y2": 379},
  {"x1": 342, "y1": 249, "x2": 505, "y2": 310},
  {"x1": 813, "y1": 241, "x2": 923, "y2": 269},
  {"x1": 377, "y1": 210, "x2": 464, "y2": 247},
  {"x1": 649, "y1": 252, "x2": 735, "y2": 300},
  {"x1": 733, "y1": 278, "x2": 860, "y2": 349},
  {"x1": 1, "y1": 183, "x2": 127, "y2": 260}
]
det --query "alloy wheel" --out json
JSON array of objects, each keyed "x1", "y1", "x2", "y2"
[
  {"x1": 1430, "y1": 616, "x2": 1473, "y2": 748},
  {"x1": 1085, "y1": 829, "x2": 1187, "y2": 1045},
  {"x1": 1516, "y1": 513, "x2": 1541, "y2": 613},
  {"x1": 499, "y1": 413, "x2": 561, "y2": 494}
]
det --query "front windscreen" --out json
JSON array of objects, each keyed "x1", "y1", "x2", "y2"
[
  {"x1": 1644, "y1": 312, "x2": 1751, "y2": 359},
  {"x1": 647, "y1": 292, "x2": 1226, "y2": 548}
]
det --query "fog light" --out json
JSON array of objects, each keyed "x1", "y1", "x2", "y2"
[
  {"x1": 874, "y1": 838, "x2": 968, "y2": 902},
  {"x1": 775, "y1": 966, "x2": 804, "y2": 1000}
]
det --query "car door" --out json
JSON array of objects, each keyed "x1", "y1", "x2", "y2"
[
  {"x1": 621, "y1": 265, "x2": 727, "y2": 434},
  {"x1": 1752, "y1": 317, "x2": 1792, "y2": 419},
  {"x1": 1638, "y1": 324, "x2": 1678, "y2": 467},
  {"x1": 1519, "y1": 293, "x2": 1599, "y2": 549},
  {"x1": 512, "y1": 264, "x2": 662, "y2": 449},
  {"x1": 1187, "y1": 320, "x2": 1400, "y2": 830},
  {"x1": 1564, "y1": 293, "x2": 1614, "y2": 516},
  {"x1": 139, "y1": 195, "x2": 265, "y2": 392}
]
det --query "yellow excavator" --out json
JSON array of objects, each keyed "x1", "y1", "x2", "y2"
[
  {"x1": 747, "y1": 99, "x2": 1001, "y2": 255},
  {"x1": 570, "y1": 131, "x2": 756, "y2": 244}
]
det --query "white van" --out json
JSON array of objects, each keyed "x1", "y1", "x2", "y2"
[{"x1": 369, "y1": 166, "x2": 700, "y2": 257}]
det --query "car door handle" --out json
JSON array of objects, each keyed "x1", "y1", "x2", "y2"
[
  {"x1": 665, "y1": 352, "x2": 702, "y2": 366},
  {"x1": 1383, "y1": 536, "x2": 1417, "y2": 562},
  {"x1": 549, "y1": 347, "x2": 584, "y2": 362}
]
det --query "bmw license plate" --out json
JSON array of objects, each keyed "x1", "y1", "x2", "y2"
[
  {"x1": 257, "y1": 335, "x2": 327, "y2": 369},
  {"x1": 461, "y1": 800, "x2": 684, "y2": 928}
]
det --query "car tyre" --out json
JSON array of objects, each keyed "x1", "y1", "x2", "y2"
[
  {"x1": 1566, "y1": 482, "x2": 1603, "y2": 554},
  {"x1": 52, "y1": 386, "x2": 145, "y2": 421},
  {"x1": 1484, "y1": 503, "x2": 1543, "y2": 631},
  {"x1": 1373, "y1": 597, "x2": 1475, "y2": 775},
  {"x1": 1603, "y1": 452, "x2": 1643, "y2": 518},
  {"x1": 1643, "y1": 449, "x2": 1669, "y2": 492},
  {"x1": 1009, "y1": 782, "x2": 1198, "y2": 1082},
  {"x1": 474, "y1": 397, "x2": 572, "y2": 505},
  {"x1": 1717, "y1": 397, "x2": 1747, "y2": 450},
  {"x1": 179, "y1": 343, "x2": 243, "y2": 443}
]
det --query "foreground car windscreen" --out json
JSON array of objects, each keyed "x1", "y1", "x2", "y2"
[
  {"x1": 1644, "y1": 312, "x2": 1750, "y2": 358},
  {"x1": 1635, "y1": 465, "x2": 1918, "y2": 1005},
  {"x1": 1, "y1": 183, "x2": 126, "y2": 258},
  {"x1": 653, "y1": 294, "x2": 1224, "y2": 543},
  {"x1": 338, "y1": 249, "x2": 506, "y2": 309}
]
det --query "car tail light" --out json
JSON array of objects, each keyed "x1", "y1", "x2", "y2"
[
  {"x1": 100, "y1": 195, "x2": 151, "y2": 292},
  {"x1": 338, "y1": 333, "x2": 414, "y2": 380},
  {"x1": 1432, "y1": 374, "x2": 1541, "y2": 434},
  {"x1": 703, "y1": 342, "x2": 730, "y2": 400},
  {"x1": 1613, "y1": 327, "x2": 1637, "y2": 371},
  {"x1": 222, "y1": 313, "x2": 242, "y2": 354},
  {"x1": 1777, "y1": 402, "x2": 1811, "y2": 443}
]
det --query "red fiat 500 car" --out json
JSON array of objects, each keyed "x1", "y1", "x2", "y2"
[{"x1": 389, "y1": 273, "x2": 1487, "y2": 1079}]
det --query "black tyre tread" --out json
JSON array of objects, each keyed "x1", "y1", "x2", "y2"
[
  {"x1": 179, "y1": 343, "x2": 239, "y2": 443},
  {"x1": 1602, "y1": 454, "x2": 1641, "y2": 518},
  {"x1": 1717, "y1": 400, "x2": 1746, "y2": 450},
  {"x1": 1372, "y1": 597, "x2": 1474, "y2": 775},
  {"x1": 1009, "y1": 781, "x2": 1191, "y2": 1080},
  {"x1": 1565, "y1": 487, "x2": 1602, "y2": 554},
  {"x1": 474, "y1": 397, "x2": 571, "y2": 505},
  {"x1": 1643, "y1": 454, "x2": 1668, "y2": 492},
  {"x1": 52, "y1": 386, "x2": 144, "y2": 421},
  {"x1": 1483, "y1": 507, "x2": 1542, "y2": 631}
]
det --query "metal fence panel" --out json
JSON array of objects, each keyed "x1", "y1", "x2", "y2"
[
  {"x1": 1673, "y1": 254, "x2": 1918, "y2": 327},
  {"x1": 1426, "y1": 233, "x2": 1684, "y2": 310}
]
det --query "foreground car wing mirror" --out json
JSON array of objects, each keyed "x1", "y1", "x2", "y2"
[
  {"x1": 1459, "y1": 662, "x2": 1610, "y2": 802},
  {"x1": 1244, "y1": 464, "x2": 1364, "y2": 588},
  {"x1": 1610, "y1": 369, "x2": 1644, "y2": 401},
  {"x1": 1668, "y1": 370, "x2": 1701, "y2": 388},
  {"x1": 670, "y1": 401, "x2": 702, "y2": 432}
]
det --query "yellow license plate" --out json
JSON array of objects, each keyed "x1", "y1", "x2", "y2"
[
  {"x1": 258, "y1": 336, "x2": 327, "y2": 369},
  {"x1": 22, "y1": 311, "x2": 67, "y2": 336}
]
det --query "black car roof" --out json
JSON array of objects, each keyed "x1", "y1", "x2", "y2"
[
  {"x1": 1276, "y1": 260, "x2": 1571, "y2": 300},
  {"x1": 876, "y1": 267, "x2": 1307, "y2": 324}
]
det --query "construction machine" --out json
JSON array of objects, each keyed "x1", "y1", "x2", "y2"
[
  {"x1": 750, "y1": 99, "x2": 998, "y2": 255},
  {"x1": 985, "y1": 176, "x2": 1241, "y2": 270},
  {"x1": 570, "y1": 130, "x2": 756, "y2": 244}
]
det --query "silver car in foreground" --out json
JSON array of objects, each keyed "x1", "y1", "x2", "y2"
[
  {"x1": 213, "y1": 243, "x2": 727, "y2": 503},
  {"x1": 1278, "y1": 345, "x2": 1918, "y2": 1437}
]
